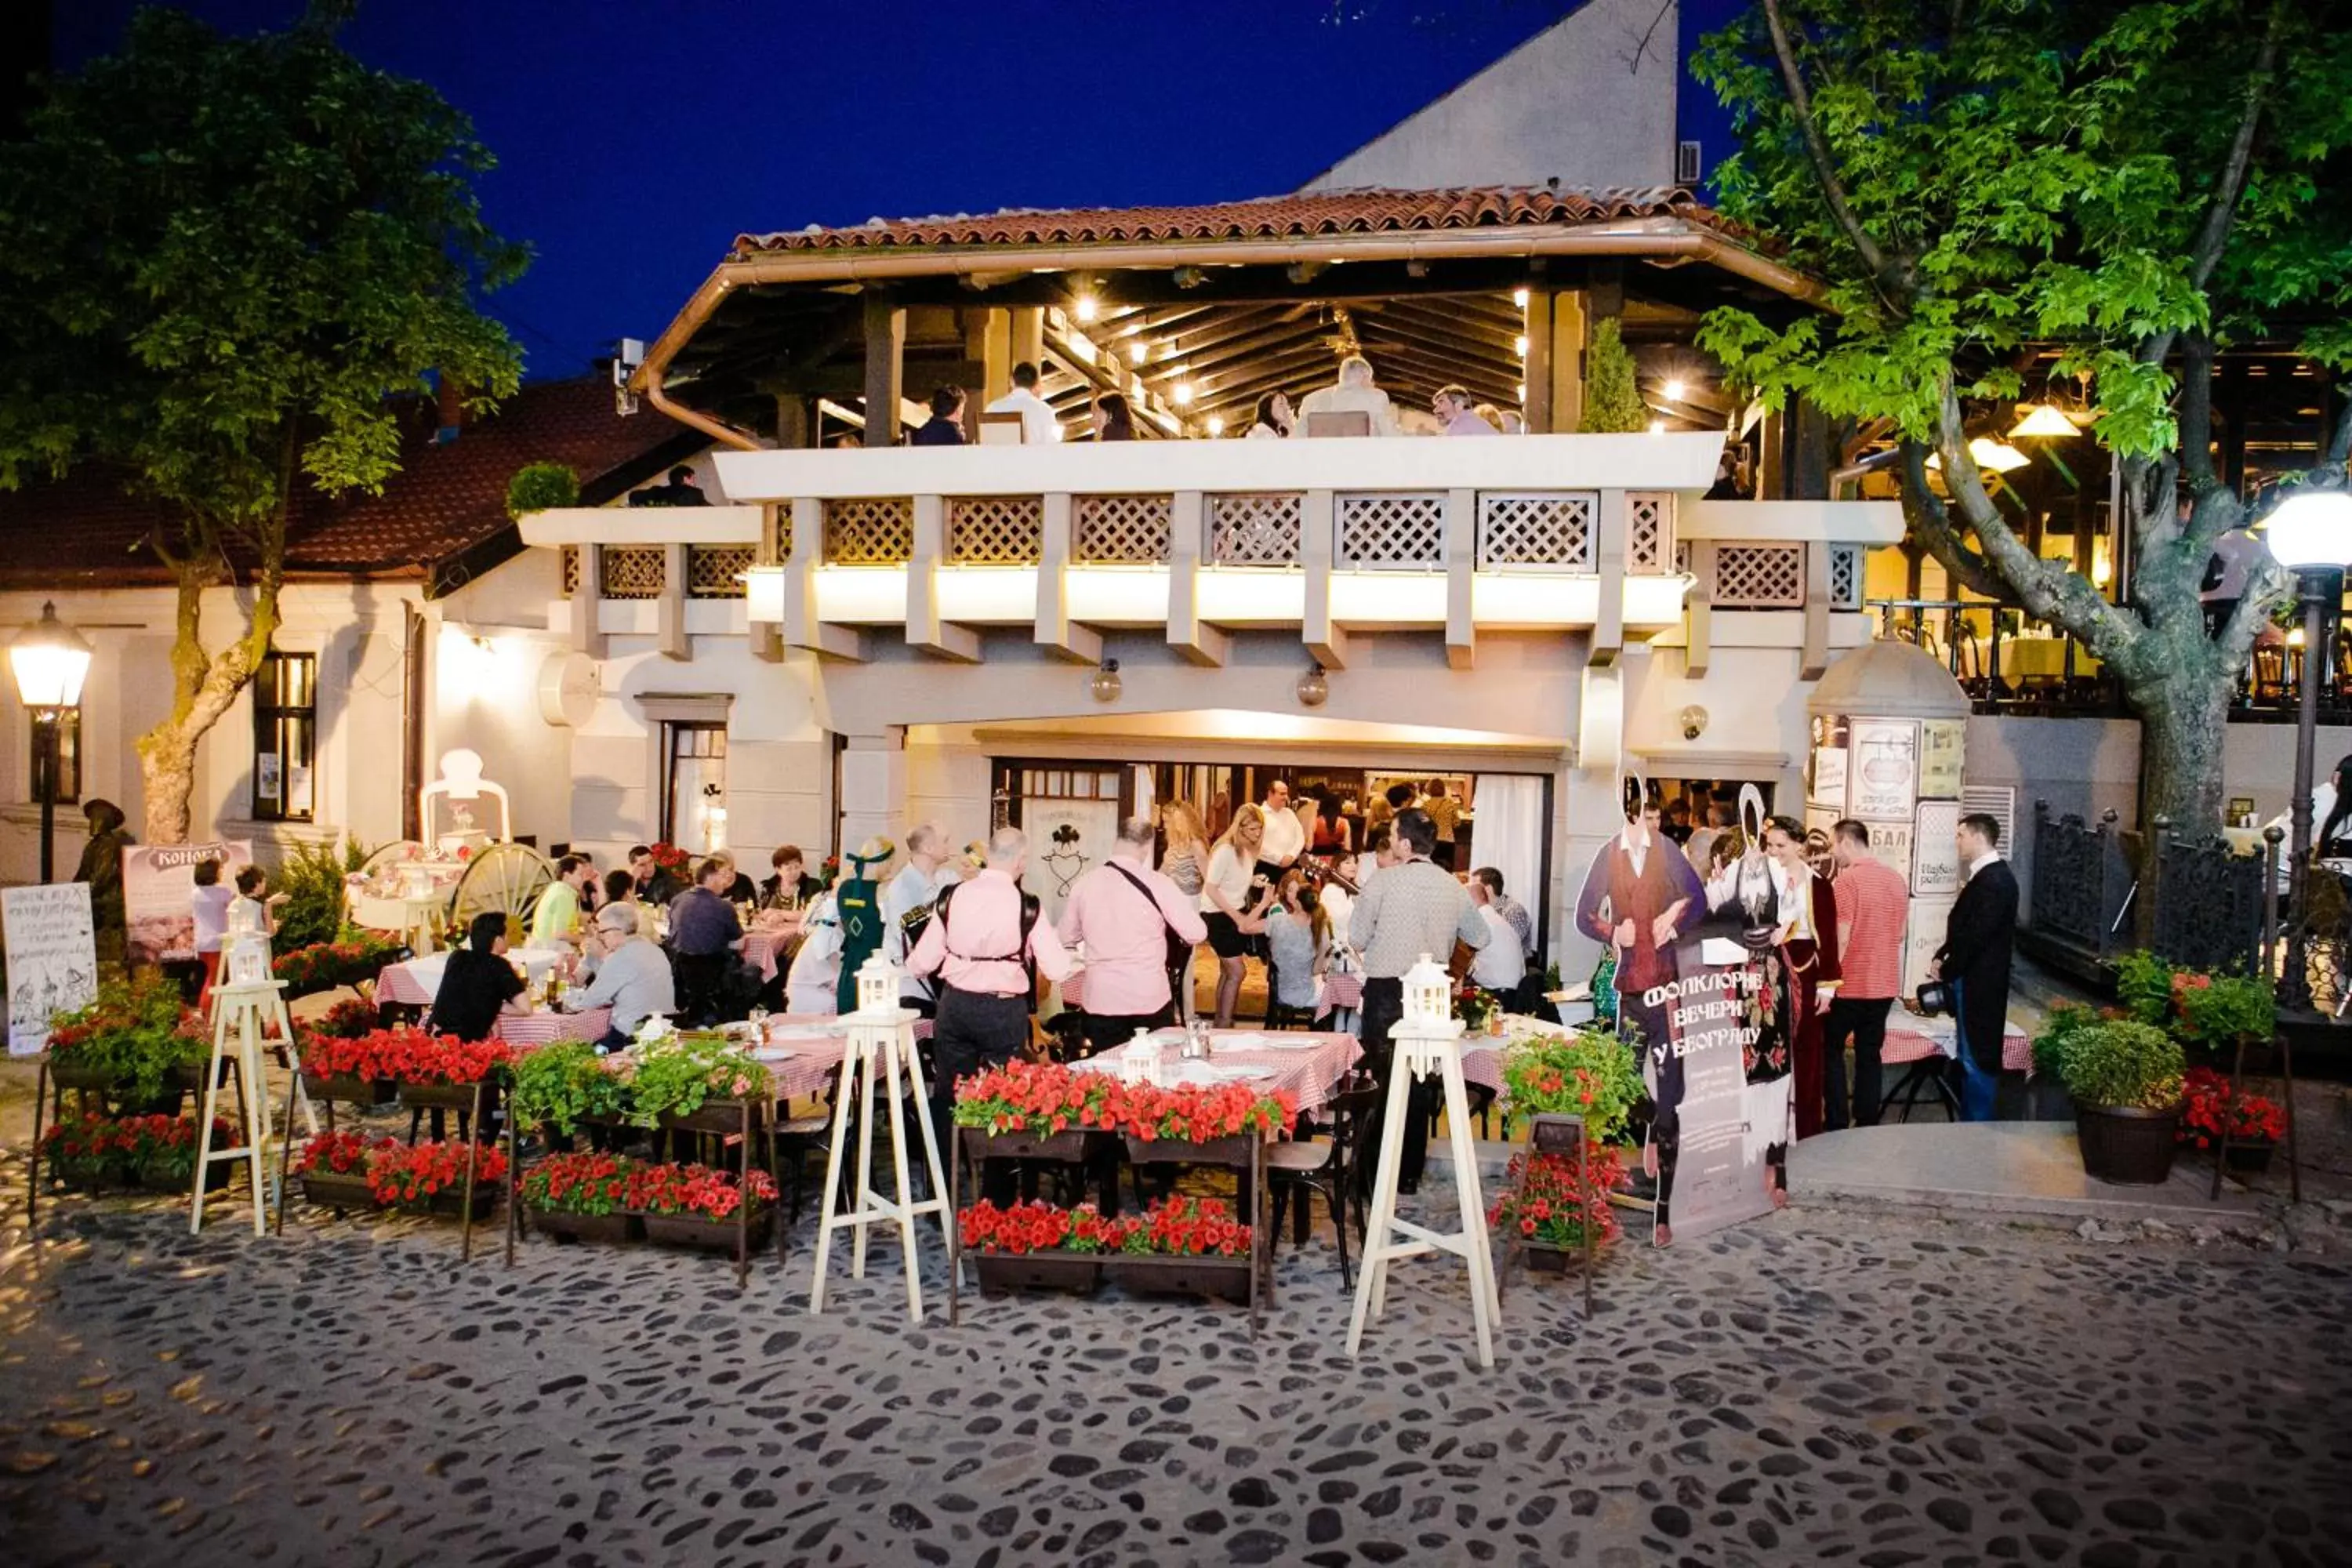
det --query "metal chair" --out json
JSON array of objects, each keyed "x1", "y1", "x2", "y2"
[{"x1": 1267, "y1": 1077, "x2": 1381, "y2": 1287}]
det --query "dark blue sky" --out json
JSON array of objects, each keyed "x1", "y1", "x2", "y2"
[{"x1": 59, "y1": 2, "x2": 1568, "y2": 380}]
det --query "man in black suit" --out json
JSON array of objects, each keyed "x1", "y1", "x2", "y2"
[{"x1": 1929, "y1": 812, "x2": 2018, "y2": 1122}]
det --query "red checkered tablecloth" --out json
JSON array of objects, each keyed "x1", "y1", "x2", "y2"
[
  {"x1": 494, "y1": 1007, "x2": 612, "y2": 1047},
  {"x1": 743, "y1": 927, "x2": 798, "y2": 984},
  {"x1": 752, "y1": 1014, "x2": 935, "y2": 1102},
  {"x1": 1073, "y1": 1031, "x2": 1363, "y2": 1117},
  {"x1": 1885, "y1": 1017, "x2": 2032, "y2": 1073},
  {"x1": 377, "y1": 947, "x2": 571, "y2": 1008}
]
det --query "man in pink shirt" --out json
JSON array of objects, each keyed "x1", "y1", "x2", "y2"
[
  {"x1": 1060, "y1": 817, "x2": 1209, "y2": 1057},
  {"x1": 908, "y1": 826, "x2": 1073, "y2": 1201},
  {"x1": 1826, "y1": 818, "x2": 1911, "y2": 1129}
]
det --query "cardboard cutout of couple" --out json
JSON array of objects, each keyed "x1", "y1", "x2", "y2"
[{"x1": 1575, "y1": 779, "x2": 1791, "y2": 1247}]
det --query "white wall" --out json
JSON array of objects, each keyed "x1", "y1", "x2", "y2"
[{"x1": 1302, "y1": 0, "x2": 1682, "y2": 192}]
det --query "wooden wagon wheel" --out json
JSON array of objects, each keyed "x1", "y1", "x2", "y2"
[{"x1": 448, "y1": 843, "x2": 554, "y2": 934}]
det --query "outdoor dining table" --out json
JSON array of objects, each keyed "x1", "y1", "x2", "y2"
[
  {"x1": 1066, "y1": 1028, "x2": 1363, "y2": 1117},
  {"x1": 1058, "y1": 965, "x2": 1364, "y2": 1022},
  {"x1": 492, "y1": 1004, "x2": 613, "y2": 1048},
  {"x1": 742, "y1": 923, "x2": 804, "y2": 984},
  {"x1": 376, "y1": 946, "x2": 571, "y2": 1007}
]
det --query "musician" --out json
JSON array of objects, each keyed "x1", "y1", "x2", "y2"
[{"x1": 880, "y1": 822, "x2": 960, "y2": 1017}]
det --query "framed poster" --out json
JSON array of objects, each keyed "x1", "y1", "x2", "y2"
[
  {"x1": 1912, "y1": 800, "x2": 1962, "y2": 897},
  {"x1": 1919, "y1": 719, "x2": 1966, "y2": 800},
  {"x1": 256, "y1": 751, "x2": 282, "y2": 804},
  {"x1": 1848, "y1": 719, "x2": 1918, "y2": 822},
  {"x1": 1868, "y1": 820, "x2": 1916, "y2": 889},
  {"x1": 4, "y1": 883, "x2": 96, "y2": 1054},
  {"x1": 1808, "y1": 716, "x2": 1849, "y2": 810},
  {"x1": 125, "y1": 839, "x2": 256, "y2": 967}
]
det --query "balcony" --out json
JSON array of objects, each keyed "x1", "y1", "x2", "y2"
[{"x1": 521, "y1": 435, "x2": 1901, "y2": 670}]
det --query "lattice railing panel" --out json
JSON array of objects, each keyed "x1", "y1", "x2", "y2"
[
  {"x1": 1074, "y1": 494, "x2": 1171, "y2": 564},
  {"x1": 1208, "y1": 493, "x2": 1301, "y2": 566},
  {"x1": 560, "y1": 546, "x2": 581, "y2": 596},
  {"x1": 600, "y1": 545, "x2": 665, "y2": 599},
  {"x1": 1829, "y1": 544, "x2": 1863, "y2": 610},
  {"x1": 1713, "y1": 543, "x2": 1806, "y2": 608},
  {"x1": 823, "y1": 498, "x2": 914, "y2": 564},
  {"x1": 1628, "y1": 492, "x2": 1674, "y2": 572},
  {"x1": 1476, "y1": 492, "x2": 1595, "y2": 570},
  {"x1": 949, "y1": 496, "x2": 1044, "y2": 564},
  {"x1": 687, "y1": 544, "x2": 754, "y2": 598},
  {"x1": 1338, "y1": 492, "x2": 1446, "y2": 569}
]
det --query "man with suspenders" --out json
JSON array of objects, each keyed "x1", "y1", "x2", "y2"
[
  {"x1": 906, "y1": 826, "x2": 1073, "y2": 1202},
  {"x1": 1059, "y1": 815, "x2": 1209, "y2": 1056}
]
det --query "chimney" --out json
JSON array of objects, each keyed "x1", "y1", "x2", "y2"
[{"x1": 435, "y1": 373, "x2": 464, "y2": 444}]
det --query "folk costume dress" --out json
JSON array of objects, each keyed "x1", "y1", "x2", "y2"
[
  {"x1": 1774, "y1": 865, "x2": 1842, "y2": 1141},
  {"x1": 1572, "y1": 818, "x2": 1703, "y2": 1058}
]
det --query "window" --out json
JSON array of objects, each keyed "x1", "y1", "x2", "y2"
[
  {"x1": 1676, "y1": 140, "x2": 1703, "y2": 185},
  {"x1": 27, "y1": 709, "x2": 80, "y2": 806},
  {"x1": 252, "y1": 652, "x2": 317, "y2": 822},
  {"x1": 661, "y1": 721, "x2": 728, "y2": 853}
]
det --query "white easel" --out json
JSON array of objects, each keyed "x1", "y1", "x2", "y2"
[
  {"x1": 808, "y1": 955, "x2": 952, "y2": 1321},
  {"x1": 1347, "y1": 953, "x2": 1502, "y2": 1370},
  {"x1": 192, "y1": 977, "x2": 293, "y2": 1236}
]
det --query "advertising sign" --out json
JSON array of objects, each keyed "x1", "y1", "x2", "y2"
[
  {"x1": 1642, "y1": 938, "x2": 1790, "y2": 1247},
  {"x1": 1869, "y1": 820, "x2": 1916, "y2": 889},
  {"x1": 124, "y1": 839, "x2": 255, "y2": 967},
  {"x1": 1848, "y1": 719, "x2": 1918, "y2": 822},
  {"x1": 4, "y1": 882, "x2": 96, "y2": 1055},
  {"x1": 1912, "y1": 801, "x2": 1962, "y2": 897},
  {"x1": 1918, "y1": 719, "x2": 1966, "y2": 800}
]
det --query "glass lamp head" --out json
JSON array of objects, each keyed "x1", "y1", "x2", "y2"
[
  {"x1": 9, "y1": 601, "x2": 93, "y2": 709},
  {"x1": 2263, "y1": 490, "x2": 2352, "y2": 572}
]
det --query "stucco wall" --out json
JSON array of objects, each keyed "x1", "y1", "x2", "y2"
[{"x1": 1303, "y1": 0, "x2": 1682, "y2": 193}]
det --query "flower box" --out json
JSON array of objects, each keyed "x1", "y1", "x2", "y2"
[
  {"x1": 420, "y1": 1184, "x2": 499, "y2": 1221},
  {"x1": 971, "y1": 1250, "x2": 1104, "y2": 1295},
  {"x1": 958, "y1": 1127, "x2": 1090, "y2": 1163},
  {"x1": 655, "y1": 1098, "x2": 762, "y2": 1137},
  {"x1": 530, "y1": 1208, "x2": 643, "y2": 1244},
  {"x1": 172, "y1": 1061, "x2": 211, "y2": 1093},
  {"x1": 1522, "y1": 1240, "x2": 1581, "y2": 1274},
  {"x1": 2223, "y1": 1140, "x2": 2277, "y2": 1174},
  {"x1": 1105, "y1": 1254, "x2": 1253, "y2": 1301},
  {"x1": 49, "y1": 1062, "x2": 121, "y2": 1093},
  {"x1": 397, "y1": 1080, "x2": 487, "y2": 1112},
  {"x1": 1121, "y1": 1133, "x2": 1261, "y2": 1167},
  {"x1": 303, "y1": 1170, "x2": 377, "y2": 1211},
  {"x1": 644, "y1": 1208, "x2": 773, "y2": 1252},
  {"x1": 302, "y1": 1073, "x2": 396, "y2": 1106}
]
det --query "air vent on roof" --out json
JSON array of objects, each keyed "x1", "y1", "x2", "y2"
[{"x1": 1676, "y1": 141, "x2": 1703, "y2": 185}]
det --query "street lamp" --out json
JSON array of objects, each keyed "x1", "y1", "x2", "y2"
[
  {"x1": 9, "y1": 601, "x2": 95, "y2": 883},
  {"x1": 2263, "y1": 488, "x2": 2352, "y2": 1012}
]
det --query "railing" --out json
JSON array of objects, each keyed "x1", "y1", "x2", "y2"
[
  {"x1": 2027, "y1": 802, "x2": 2129, "y2": 960},
  {"x1": 600, "y1": 545, "x2": 665, "y2": 599},
  {"x1": 685, "y1": 545, "x2": 753, "y2": 598},
  {"x1": 2146, "y1": 817, "x2": 2270, "y2": 975}
]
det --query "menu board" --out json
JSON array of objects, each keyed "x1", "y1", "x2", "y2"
[{"x1": 4, "y1": 883, "x2": 96, "y2": 1054}]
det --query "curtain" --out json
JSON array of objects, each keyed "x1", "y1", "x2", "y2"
[{"x1": 1472, "y1": 774, "x2": 1547, "y2": 957}]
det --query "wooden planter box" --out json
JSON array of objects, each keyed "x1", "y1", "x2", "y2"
[
  {"x1": 144, "y1": 1163, "x2": 233, "y2": 1195},
  {"x1": 172, "y1": 1062, "x2": 211, "y2": 1093},
  {"x1": 531, "y1": 1209, "x2": 644, "y2": 1244},
  {"x1": 654, "y1": 1098, "x2": 764, "y2": 1137},
  {"x1": 303, "y1": 1170, "x2": 376, "y2": 1210},
  {"x1": 1106, "y1": 1253, "x2": 1253, "y2": 1301},
  {"x1": 643, "y1": 1208, "x2": 774, "y2": 1252},
  {"x1": 302, "y1": 1073, "x2": 397, "y2": 1106},
  {"x1": 405, "y1": 1185, "x2": 499, "y2": 1221},
  {"x1": 957, "y1": 1127, "x2": 1091, "y2": 1162},
  {"x1": 397, "y1": 1081, "x2": 488, "y2": 1112},
  {"x1": 1121, "y1": 1133, "x2": 1261, "y2": 1167},
  {"x1": 2223, "y1": 1141, "x2": 2277, "y2": 1174},
  {"x1": 48, "y1": 1062, "x2": 122, "y2": 1093},
  {"x1": 970, "y1": 1250, "x2": 1104, "y2": 1295}
]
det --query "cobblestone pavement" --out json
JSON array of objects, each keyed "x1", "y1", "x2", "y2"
[{"x1": 3, "y1": 1150, "x2": 2349, "y2": 1568}]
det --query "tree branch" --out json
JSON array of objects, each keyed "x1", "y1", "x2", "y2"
[
  {"x1": 2219, "y1": 554, "x2": 2293, "y2": 666},
  {"x1": 2177, "y1": 332, "x2": 2218, "y2": 495},
  {"x1": 2186, "y1": 6, "x2": 2284, "y2": 293},
  {"x1": 1759, "y1": 0, "x2": 1913, "y2": 314},
  {"x1": 1897, "y1": 441, "x2": 2009, "y2": 601}
]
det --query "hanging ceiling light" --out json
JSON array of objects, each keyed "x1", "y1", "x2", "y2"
[
  {"x1": 1296, "y1": 662, "x2": 1329, "y2": 708},
  {"x1": 1514, "y1": 335, "x2": 1530, "y2": 358},
  {"x1": 1925, "y1": 437, "x2": 2031, "y2": 474},
  {"x1": 1089, "y1": 658, "x2": 1123, "y2": 703},
  {"x1": 1171, "y1": 379, "x2": 1194, "y2": 406},
  {"x1": 1662, "y1": 377, "x2": 1687, "y2": 402},
  {"x1": 1127, "y1": 340, "x2": 1149, "y2": 366},
  {"x1": 1074, "y1": 292, "x2": 1099, "y2": 323},
  {"x1": 2008, "y1": 402, "x2": 2081, "y2": 439},
  {"x1": 1205, "y1": 415, "x2": 1225, "y2": 437},
  {"x1": 1512, "y1": 286, "x2": 1530, "y2": 308}
]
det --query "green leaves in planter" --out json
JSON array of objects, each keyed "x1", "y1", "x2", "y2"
[
  {"x1": 506, "y1": 1041, "x2": 629, "y2": 1138},
  {"x1": 2030, "y1": 1002, "x2": 2102, "y2": 1080},
  {"x1": 1498, "y1": 1025, "x2": 1645, "y2": 1144},
  {"x1": 622, "y1": 1033, "x2": 770, "y2": 1127},
  {"x1": 2055, "y1": 1020, "x2": 2183, "y2": 1112},
  {"x1": 45, "y1": 975, "x2": 205, "y2": 1105}
]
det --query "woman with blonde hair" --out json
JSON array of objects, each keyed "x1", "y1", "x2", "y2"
[
  {"x1": 1199, "y1": 804, "x2": 1270, "y2": 1027},
  {"x1": 1158, "y1": 800, "x2": 1210, "y2": 1018}
]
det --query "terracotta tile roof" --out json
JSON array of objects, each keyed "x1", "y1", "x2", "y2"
[
  {"x1": 0, "y1": 378, "x2": 697, "y2": 593},
  {"x1": 735, "y1": 184, "x2": 1740, "y2": 256}
]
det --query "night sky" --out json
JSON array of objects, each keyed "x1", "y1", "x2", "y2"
[{"x1": 54, "y1": 2, "x2": 1569, "y2": 381}]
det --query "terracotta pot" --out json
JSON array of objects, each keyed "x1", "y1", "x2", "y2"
[
  {"x1": 2075, "y1": 1104, "x2": 2182, "y2": 1186},
  {"x1": 970, "y1": 1250, "x2": 1104, "y2": 1295}
]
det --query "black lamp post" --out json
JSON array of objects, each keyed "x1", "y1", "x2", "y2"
[
  {"x1": 9, "y1": 601, "x2": 94, "y2": 884},
  {"x1": 2263, "y1": 490, "x2": 2352, "y2": 1013}
]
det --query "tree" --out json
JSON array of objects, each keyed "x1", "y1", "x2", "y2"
[
  {"x1": 1580, "y1": 317, "x2": 1651, "y2": 433},
  {"x1": 1693, "y1": 0, "x2": 2352, "y2": 832},
  {"x1": 0, "y1": 5, "x2": 524, "y2": 843}
]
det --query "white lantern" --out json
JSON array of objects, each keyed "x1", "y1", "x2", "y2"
[
  {"x1": 1122, "y1": 1029, "x2": 1166, "y2": 1087},
  {"x1": 2263, "y1": 489, "x2": 2352, "y2": 572},
  {"x1": 855, "y1": 950, "x2": 899, "y2": 1017},
  {"x1": 1401, "y1": 953, "x2": 1452, "y2": 1027}
]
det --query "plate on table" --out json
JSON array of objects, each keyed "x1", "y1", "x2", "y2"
[
  {"x1": 1243, "y1": 1035, "x2": 1323, "y2": 1051},
  {"x1": 764, "y1": 1021, "x2": 845, "y2": 1042},
  {"x1": 1214, "y1": 1032, "x2": 1265, "y2": 1050},
  {"x1": 1169, "y1": 1062, "x2": 1273, "y2": 1088}
]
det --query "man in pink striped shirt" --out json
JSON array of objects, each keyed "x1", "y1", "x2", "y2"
[
  {"x1": 1826, "y1": 818, "x2": 1911, "y2": 1130},
  {"x1": 1060, "y1": 817, "x2": 1209, "y2": 1056},
  {"x1": 909, "y1": 826, "x2": 1073, "y2": 1200}
]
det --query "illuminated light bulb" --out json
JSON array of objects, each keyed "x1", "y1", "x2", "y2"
[
  {"x1": 1515, "y1": 383, "x2": 1526, "y2": 402},
  {"x1": 1515, "y1": 335, "x2": 1530, "y2": 358},
  {"x1": 1924, "y1": 438, "x2": 2031, "y2": 474},
  {"x1": 1512, "y1": 287, "x2": 1530, "y2": 307},
  {"x1": 2009, "y1": 403, "x2": 2080, "y2": 439},
  {"x1": 1206, "y1": 416, "x2": 1225, "y2": 436},
  {"x1": 1075, "y1": 294, "x2": 1098, "y2": 322},
  {"x1": 1127, "y1": 341, "x2": 1148, "y2": 366},
  {"x1": 1648, "y1": 419, "x2": 1667, "y2": 434},
  {"x1": 1663, "y1": 378, "x2": 1687, "y2": 401},
  {"x1": 1172, "y1": 380, "x2": 1194, "y2": 406}
]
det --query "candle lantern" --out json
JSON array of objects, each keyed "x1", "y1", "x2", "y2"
[
  {"x1": 855, "y1": 950, "x2": 899, "y2": 1018},
  {"x1": 1401, "y1": 953, "x2": 1453, "y2": 1028}
]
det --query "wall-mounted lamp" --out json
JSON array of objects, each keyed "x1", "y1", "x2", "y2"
[
  {"x1": 1297, "y1": 662, "x2": 1329, "y2": 708},
  {"x1": 1089, "y1": 657, "x2": 1123, "y2": 703}
]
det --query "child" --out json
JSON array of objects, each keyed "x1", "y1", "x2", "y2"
[{"x1": 191, "y1": 859, "x2": 234, "y2": 1008}]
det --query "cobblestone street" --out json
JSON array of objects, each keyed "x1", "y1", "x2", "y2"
[{"x1": 4, "y1": 1146, "x2": 2348, "y2": 1568}]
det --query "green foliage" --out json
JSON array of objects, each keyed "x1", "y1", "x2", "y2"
[
  {"x1": 272, "y1": 837, "x2": 372, "y2": 953},
  {"x1": 622, "y1": 1033, "x2": 772, "y2": 1128},
  {"x1": 2113, "y1": 950, "x2": 2178, "y2": 1029},
  {"x1": 1578, "y1": 318, "x2": 1650, "y2": 434},
  {"x1": 2175, "y1": 972, "x2": 2275, "y2": 1048},
  {"x1": 1499, "y1": 1026, "x2": 1646, "y2": 1145},
  {"x1": 45, "y1": 975, "x2": 205, "y2": 1105},
  {"x1": 508, "y1": 1041, "x2": 630, "y2": 1138},
  {"x1": 2031, "y1": 1001, "x2": 2103, "y2": 1079},
  {"x1": 506, "y1": 462, "x2": 580, "y2": 521},
  {"x1": 2056, "y1": 1020, "x2": 2185, "y2": 1111}
]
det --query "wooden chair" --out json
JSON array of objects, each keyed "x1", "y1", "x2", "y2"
[
  {"x1": 976, "y1": 411, "x2": 1027, "y2": 445},
  {"x1": 1267, "y1": 1077, "x2": 1381, "y2": 1287},
  {"x1": 2250, "y1": 645, "x2": 2288, "y2": 704},
  {"x1": 1304, "y1": 411, "x2": 1371, "y2": 438}
]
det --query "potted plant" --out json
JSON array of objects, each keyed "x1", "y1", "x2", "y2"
[
  {"x1": 38, "y1": 1110, "x2": 235, "y2": 1192},
  {"x1": 365, "y1": 1138, "x2": 507, "y2": 1218},
  {"x1": 273, "y1": 927, "x2": 404, "y2": 999},
  {"x1": 1454, "y1": 983, "x2": 1501, "y2": 1035},
  {"x1": 625, "y1": 1032, "x2": 771, "y2": 1132},
  {"x1": 508, "y1": 1040, "x2": 631, "y2": 1138},
  {"x1": 2025, "y1": 1004, "x2": 2098, "y2": 1121},
  {"x1": 2179, "y1": 1067, "x2": 2288, "y2": 1173},
  {"x1": 121, "y1": 1112, "x2": 236, "y2": 1192},
  {"x1": 958, "y1": 1199, "x2": 1116, "y2": 1294},
  {"x1": 1103, "y1": 1195, "x2": 1255, "y2": 1301},
  {"x1": 952, "y1": 1059, "x2": 1100, "y2": 1162},
  {"x1": 520, "y1": 1150, "x2": 644, "y2": 1243},
  {"x1": 633, "y1": 1161, "x2": 779, "y2": 1250},
  {"x1": 1106, "y1": 1079, "x2": 1295, "y2": 1167},
  {"x1": 293, "y1": 1129, "x2": 387, "y2": 1210},
  {"x1": 2055, "y1": 1020, "x2": 2185, "y2": 1185},
  {"x1": 1497, "y1": 1026, "x2": 1643, "y2": 1143},
  {"x1": 44, "y1": 975, "x2": 206, "y2": 1106},
  {"x1": 1489, "y1": 1142, "x2": 1626, "y2": 1269}
]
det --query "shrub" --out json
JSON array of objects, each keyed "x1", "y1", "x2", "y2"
[
  {"x1": 1499, "y1": 1026, "x2": 1645, "y2": 1144},
  {"x1": 45, "y1": 975, "x2": 205, "y2": 1104},
  {"x1": 1578, "y1": 318, "x2": 1650, "y2": 434},
  {"x1": 505, "y1": 461, "x2": 579, "y2": 519},
  {"x1": 2056, "y1": 1020, "x2": 2184, "y2": 1111},
  {"x1": 2031, "y1": 1001, "x2": 2102, "y2": 1079},
  {"x1": 273, "y1": 837, "x2": 374, "y2": 953}
]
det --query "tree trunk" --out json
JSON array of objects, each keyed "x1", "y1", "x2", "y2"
[
  {"x1": 134, "y1": 556, "x2": 281, "y2": 844},
  {"x1": 2125, "y1": 654, "x2": 2234, "y2": 837}
]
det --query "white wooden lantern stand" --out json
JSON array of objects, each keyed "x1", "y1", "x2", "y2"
[
  {"x1": 192, "y1": 975, "x2": 295, "y2": 1236},
  {"x1": 809, "y1": 954, "x2": 952, "y2": 1321},
  {"x1": 1347, "y1": 953, "x2": 1503, "y2": 1370}
]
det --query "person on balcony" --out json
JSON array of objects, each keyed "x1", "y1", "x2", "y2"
[
  {"x1": 910, "y1": 384, "x2": 967, "y2": 446},
  {"x1": 1092, "y1": 393, "x2": 1137, "y2": 441},
  {"x1": 983, "y1": 361, "x2": 1059, "y2": 445},
  {"x1": 1247, "y1": 392, "x2": 1294, "y2": 439},
  {"x1": 629, "y1": 463, "x2": 710, "y2": 506},
  {"x1": 1433, "y1": 386, "x2": 1499, "y2": 436},
  {"x1": 1295, "y1": 354, "x2": 1400, "y2": 437}
]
